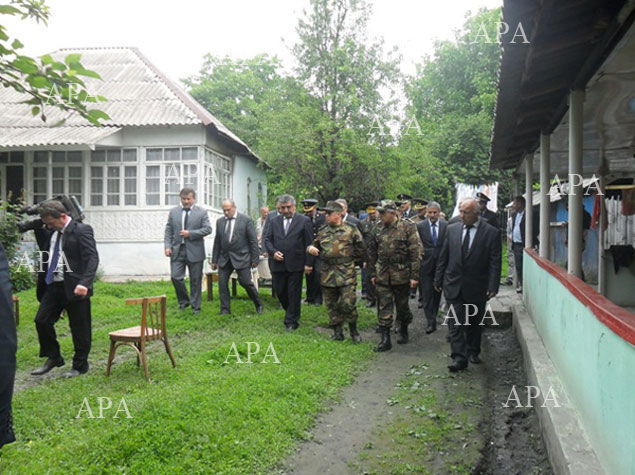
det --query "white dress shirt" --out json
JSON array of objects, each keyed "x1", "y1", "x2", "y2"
[{"x1": 49, "y1": 217, "x2": 72, "y2": 282}]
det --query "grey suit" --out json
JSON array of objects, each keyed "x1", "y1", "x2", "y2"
[
  {"x1": 164, "y1": 205, "x2": 212, "y2": 312},
  {"x1": 417, "y1": 218, "x2": 447, "y2": 329},
  {"x1": 211, "y1": 213, "x2": 262, "y2": 313}
]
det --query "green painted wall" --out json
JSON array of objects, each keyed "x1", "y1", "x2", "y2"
[{"x1": 524, "y1": 254, "x2": 635, "y2": 475}]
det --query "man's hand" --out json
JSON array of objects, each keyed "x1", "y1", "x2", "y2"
[
  {"x1": 273, "y1": 251, "x2": 284, "y2": 262},
  {"x1": 486, "y1": 290, "x2": 497, "y2": 299},
  {"x1": 74, "y1": 285, "x2": 88, "y2": 297},
  {"x1": 211, "y1": 264, "x2": 218, "y2": 271},
  {"x1": 179, "y1": 230, "x2": 190, "y2": 239},
  {"x1": 252, "y1": 262, "x2": 259, "y2": 268},
  {"x1": 371, "y1": 277, "x2": 376, "y2": 286},
  {"x1": 164, "y1": 248, "x2": 172, "y2": 257},
  {"x1": 410, "y1": 279, "x2": 418, "y2": 289},
  {"x1": 307, "y1": 245, "x2": 320, "y2": 256},
  {"x1": 434, "y1": 284, "x2": 442, "y2": 293},
  {"x1": 304, "y1": 266, "x2": 313, "y2": 275}
]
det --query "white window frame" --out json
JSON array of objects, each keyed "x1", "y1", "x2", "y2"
[
  {"x1": 89, "y1": 148, "x2": 139, "y2": 208},
  {"x1": 143, "y1": 146, "x2": 201, "y2": 207},
  {"x1": 31, "y1": 151, "x2": 84, "y2": 206}
]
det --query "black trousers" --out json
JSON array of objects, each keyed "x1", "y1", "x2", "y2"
[
  {"x1": 218, "y1": 263, "x2": 262, "y2": 313},
  {"x1": 445, "y1": 295, "x2": 485, "y2": 365},
  {"x1": 305, "y1": 258, "x2": 323, "y2": 304},
  {"x1": 272, "y1": 271, "x2": 303, "y2": 327},
  {"x1": 419, "y1": 268, "x2": 441, "y2": 328},
  {"x1": 512, "y1": 243, "x2": 524, "y2": 285},
  {"x1": 34, "y1": 282, "x2": 92, "y2": 372}
]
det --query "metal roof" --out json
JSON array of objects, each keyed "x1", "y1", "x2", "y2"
[
  {"x1": 0, "y1": 47, "x2": 262, "y2": 162},
  {"x1": 0, "y1": 126, "x2": 120, "y2": 148}
]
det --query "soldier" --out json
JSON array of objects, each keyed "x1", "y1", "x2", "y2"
[
  {"x1": 398, "y1": 194, "x2": 416, "y2": 219},
  {"x1": 359, "y1": 201, "x2": 379, "y2": 307},
  {"x1": 476, "y1": 192, "x2": 499, "y2": 229},
  {"x1": 302, "y1": 198, "x2": 325, "y2": 305},
  {"x1": 411, "y1": 198, "x2": 428, "y2": 224},
  {"x1": 307, "y1": 201, "x2": 366, "y2": 342},
  {"x1": 368, "y1": 200, "x2": 423, "y2": 352}
]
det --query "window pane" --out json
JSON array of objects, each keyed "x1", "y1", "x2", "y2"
[
  {"x1": 124, "y1": 195, "x2": 136, "y2": 205},
  {"x1": 0, "y1": 152, "x2": 8, "y2": 163},
  {"x1": 123, "y1": 149, "x2": 137, "y2": 162},
  {"x1": 91, "y1": 167, "x2": 103, "y2": 178},
  {"x1": 165, "y1": 148, "x2": 180, "y2": 161},
  {"x1": 147, "y1": 148, "x2": 162, "y2": 161},
  {"x1": 182, "y1": 147, "x2": 197, "y2": 161},
  {"x1": 145, "y1": 165, "x2": 160, "y2": 205},
  {"x1": 52, "y1": 167, "x2": 64, "y2": 178},
  {"x1": 92, "y1": 150, "x2": 106, "y2": 162},
  {"x1": 67, "y1": 151, "x2": 82, "y2": 162},
  {"x1": 69, "y1": 180, "x2": 82, "y2": 194},
  {"x1": 107, "y1": 149, "x2": 121, "y2": 162},
  {"x1": 107, "y1": 195, "x2": 120, "y2": 206},
  {"x1": 34, "y1": 151, "x2": 48, "y2": 163},
  {"x1": 52, "y1": 151, "x2": 66, "y2": 162},
  {"x1": 68, "y1": 167, "x2": 82, "y2": 178},
  {"x1": 91, "y1": 195, "x2": 103, "y2": 206},
  {"x1": 33, "y1": 167, "x2": 47, "y2": 178},
  {"x1": 10, "y1": 151, "x2": 24, "y2": 163}
]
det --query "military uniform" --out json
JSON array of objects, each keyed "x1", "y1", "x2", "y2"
[
  {"x1": 309, "y1": 201, "x2": 366, "y2": 342},
  {"x1": 303, "y1": 199, "x2": 325, "y2": 305},
  {"x1": 359, "y1": 202, "x2": 379, "y2": 306},
  {"x1": 368, "y1": 200, "x2": 423, "y2": 351}
]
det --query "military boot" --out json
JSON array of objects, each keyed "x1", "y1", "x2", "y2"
[
  {"x1": 396, "y1": 323, "x2": 409, "y2": 344},
  {"x1": 349, "y1": 321, "x2": 362, "y2": 344},
  {"x1": 331, "y1": 324, "x2": 345, "y2": 341},
  {"x1": 374, "y1": 327, "x2": 392, "y2": 352}
]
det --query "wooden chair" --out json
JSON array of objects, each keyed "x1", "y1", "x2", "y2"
[
  {"x1": 106, "y1": 295, "x2": 176, "y2": 382},
  {"x1": 12, "y1": 296, "x2": 19, "y2": 325}
]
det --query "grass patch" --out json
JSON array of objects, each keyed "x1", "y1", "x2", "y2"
[{"x1": 1, "y1": 280, "x2": 377, "y2": 474}]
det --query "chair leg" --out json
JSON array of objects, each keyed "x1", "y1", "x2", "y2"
[
  {"x1": 140, "y1": 341, "x2": 150, "y2": 382},
  {"x1": 135, "y1": 343, "x2": 140, "y2": 368},
  {"x1": 106, "y1": 340, "x2": 116, "y2": 376},
  {"x1": 163, "y1": 337, "x2": 176, "y2": 368}
]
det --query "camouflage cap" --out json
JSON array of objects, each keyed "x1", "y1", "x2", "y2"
[
  {"x1": 319, "y1": 200, "x2": 344, "y2": 213},
  {"x1": 377, "y1": 199, "x2": 397, "y2": 213}
]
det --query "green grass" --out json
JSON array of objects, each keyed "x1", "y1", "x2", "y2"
[{"x1": 1, "y1": 280, "x2": 377, "y2": 474}]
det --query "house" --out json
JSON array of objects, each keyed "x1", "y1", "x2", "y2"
[
  {"x1": 490, "y1": 1, "x2": 635, "y2": 473},
  {"x1": 0, "y1": 47, "x2": 268, "y2": 277}
]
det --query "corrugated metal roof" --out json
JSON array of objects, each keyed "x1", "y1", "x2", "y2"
[
  {"x1": 0, "y1": 126, "x2": 121, "y2": 148},
  {"x1": 0, "y1": 46, "x2": 262, "y2": 162}
]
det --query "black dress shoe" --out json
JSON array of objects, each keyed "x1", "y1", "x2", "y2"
[
  {"x1": 417, "y1": 302, "x2": 424, "y2": 309},
  {"x1": 31, "y1": 358, "x2": 65, "y2": 375},
  {"x1": 220, "y1": 310, "x2": 231, "y2": 315},
  {"x1": 63, "y1": 369, "x2": 86, "y2": 378},
  {"x1": 425, "y1": 325, "x2": 436, "y2": 334},
  {"x1": 469, "y1": 354, "x2": 482, "y2": 364},
  {"x1": 256, "y1": 303, "x2": 264, "y2": 314},
  {"x1": 193, "y1": 309, "x2": 201, "y2": 315},
  {"x1": 448, "y1": 361, "x2": 468, "y2": 373}
]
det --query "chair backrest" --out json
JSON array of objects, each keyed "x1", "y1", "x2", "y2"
[{"x1": 125, "y1": 295, "x2": 167, "y2": 341}]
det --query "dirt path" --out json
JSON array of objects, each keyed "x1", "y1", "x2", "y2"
[{"x1": 280, "y1": 290, "x2": 552, "y2": 475}]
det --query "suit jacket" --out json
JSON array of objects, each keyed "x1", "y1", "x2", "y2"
[
  {"x1": 0, "y1": 243, "x2": 16, "y2": 448},
  {"x1": 34, "y1": 220, "x2": 100, "y2": 302},
  {"x1": 511, "y1": 208, "x2": 540, "y2": 247},
  {"x1": 402, "y1": 208, "x2": 416, "y2": 219},
  {"x1": 481, "y1": 209, "x2": 499, "y2": 229},
  {"x1": 434, "y1": 219, "x2": 501, "y2": 302},
  {"x1": 263, "y1": 213, "x2": 314, "y2": 273},
  {"x1": 307, "y1": 213, "x2": 326, "y2": 237},
  {"x1": 417, "y1": 218, "x2": 448, "y2": 276},
  {"x1": 164, "y1": 205, "x2": 212, "y2": 262},
  {"x1": 212, "y1": 213, "x2": 259, "y2": 270},
  {"x1": 261, "y1": 210, "x2": 279, "y2": 247}
]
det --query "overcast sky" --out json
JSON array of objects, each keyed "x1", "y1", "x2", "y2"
[{"x1": 5, "y1": 0, "x2": 502, "y2": 86}]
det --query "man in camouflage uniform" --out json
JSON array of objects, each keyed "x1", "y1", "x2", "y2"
[
  {"x1": 359, "y1": 202, "x2": 379, "y2": 308},
  {"x1": 368, "y1": 200, "x2": 423, "y2": 352},
  {"x1": 307, "y1": 201, "x2": 366, "y2": 342}
]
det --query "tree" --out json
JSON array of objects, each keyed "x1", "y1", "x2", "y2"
[{"x1": 0, "y1": 0, "x2": 109, "y2": 125}]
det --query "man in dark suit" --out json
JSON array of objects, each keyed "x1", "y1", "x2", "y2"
[
  {"x1": 302, "y1": 199, "x2": 325, "y2": 305},
  {"x1": 0, "y1": 243, "x2": 16, "y2": 447},
  {"x1": 211, "y1": 199, "x2": 263, "y2": 315},
  {"x1": 263, "y1": 194, "x2": 314, "y2": 330},
  {"x1": 434, "y1": 198, "x2": 501, "y2": 372},
  {"x1": 31, "y1": 200, "x2": 99, "y2": 378},
  {"x1": 476, "y1": 192, "x2": 499, "y2": 229},
  {"x1": 164, "y1": 187, "x2": 212, "y2": 315},
  {"x1": 510, "y1": 196, "x2": 540, "y2": 289},
  {"x1": 416, "y1": 201, "x2": 447, "y2": 334}
]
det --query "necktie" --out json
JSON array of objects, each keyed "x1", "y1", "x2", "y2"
[
  {"x1": 45, "y1": 233, "x2": 61, "y2": 285},
  {"x1": 182, "y1": 208, "x2": 190, "y2": 244},
  {"x1": 284, "y1": 218, "x2": 290, "y2": 235},
  {"x1": 462, "y1": 224, "x2": 473, "y2": 260},
  {"x1": 431, "y1": 223, "x2": 437, "y2": 246},
  {"x1": 225, "y1": 217, "x2": 234, "y2": 241}
]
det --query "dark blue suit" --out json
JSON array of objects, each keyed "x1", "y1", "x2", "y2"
[{"x1": 0, "y1": 244, "x2": 16, "y2": 448}]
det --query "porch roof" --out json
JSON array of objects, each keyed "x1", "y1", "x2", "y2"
[{"x1": 0, "y1": 126, "x2": 120, "y2": 149}]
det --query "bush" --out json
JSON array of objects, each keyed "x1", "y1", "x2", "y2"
[{"x1": 0, "y1": 199, "x2": 36, "y2": 292}]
